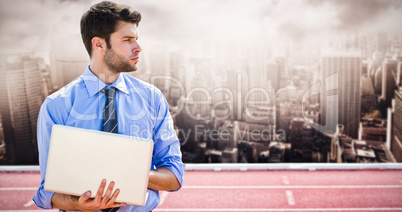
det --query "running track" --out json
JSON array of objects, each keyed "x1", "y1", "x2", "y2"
[{"x1": 1, "y1": 169, "x2": 402, "y2": 211}]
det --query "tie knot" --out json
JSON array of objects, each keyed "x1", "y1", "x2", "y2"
[{"x1": 105, "y1": 87, "x2": 116, "y2": 99}]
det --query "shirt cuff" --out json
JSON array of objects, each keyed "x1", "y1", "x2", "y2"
[
  {"x1": 162, "y1": 162, "x2": 185, "y2": 192},
  {"x1": 33, "y1": 185, "x2": 55, "y2": 209}
]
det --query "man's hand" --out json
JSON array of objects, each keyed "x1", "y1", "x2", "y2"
[
  {"x1": 76, "y1": 179, "x2": 126, "y2": 211},
  {"x1": 51, "y1": 179, "x2": 126, "y2": 211}
]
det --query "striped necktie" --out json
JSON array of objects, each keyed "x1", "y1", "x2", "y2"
[
  {"x1": 101, "y1": 87, "x2": 120, "y2": 212},
  {"x1": 102, "y1": 87, "x2": 118, "y2": 134}
]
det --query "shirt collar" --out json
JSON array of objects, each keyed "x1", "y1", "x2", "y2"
[{"x1": 81, "y1": 66, "x2": 129, "y2": 97}]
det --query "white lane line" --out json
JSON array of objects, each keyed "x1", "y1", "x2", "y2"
[
  {"x1": 1, "y1": 208, "x2": 401, "y2": 211},
  {"x1": 23, "y1": 200, "x2": 35, "y2": 207},
  {"x1": 2, "y1": 185, "x2": 402, "y2": 191},
  {"x1": 159, "y1": 191, "x2": 169, "y2": 206},
  {"x1": 0, "y1": 211, "x2": 58, "y2": 212},
  {"x1": 182, "y1": 185, "x2": 402, "y2": 189},
  {"x1": 0, "y1": 187, "x2": 37, "y2": 191},
  {"x1": 153, "y1": 208, "x2": 402, "y2": 211},
  {"x1": 286, "y1": 190, "x2": 295, "y2": 206},
  {"x1": 282, "y1": 176, "x2": 290, "y2": 185}
]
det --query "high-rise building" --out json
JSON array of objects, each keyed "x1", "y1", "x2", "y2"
[
  {"x1": 50, "y1": 29, "x2": 89, "y2": 89},
  {"x1": 245, "y1": 42, "x2": 277, "y2": 126},
  {"x1": 361, "y1": 74, "x2": 377, "y2": 113},
  {"x1": 188, "y1": 69, "x2": 210, "y2": 118},
  {"x1": 396, "y1": 62, "x2": 402, "y2": 87},
  {"x1": 148, "y1": 43, "x2": 171, "y2": 95},
  {"x1": 380, "y1": 59, "x2": 397, "y2": 108},
  {"x1": 266, "y1": 60, "x2": 279, "y2": 90},
  {"x1": 0, "y1": 120, "x2": 6, "y2": 164},
  {"x1": 247, "y1": 41, "x2": 269, "y2": 104},
  {"x1": 320, "y1": 51, "x2": 361, "y2": 139},
  {"x1": 376, "y1": 32, "x2": 388, "y2": 53},
  {"x1": 391, "y1": 88, "x2": 402, "y2": 162},
  {"x1": 0, "y1": 53, "x2": 42, "y2": 164},
  {"x1": 374, "y1": 67, "x2": 383, "y2": 95}
]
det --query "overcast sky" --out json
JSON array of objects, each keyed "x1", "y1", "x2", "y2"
[{"x1": 1, "y1": 0, "x2": 402, "y2": 56}]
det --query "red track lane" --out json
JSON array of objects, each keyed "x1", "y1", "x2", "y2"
[
  {"x1": 182, "y1": 170, "x2": 402, "y2": 186},
  {"x1": 0, "y1": 190, "x2": 39, "y2": 210},
  {"x1": 0, "y1": 172, "x2": 41, "y2": 188},
  {"x1": 158, "y1": 188, "x2": 402, "y2": 209},
  {"x1": 0, "y1": 170, "x2": 401, "y2": 211}
]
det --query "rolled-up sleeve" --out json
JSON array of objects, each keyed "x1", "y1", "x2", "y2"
[
  {"x1": 152, "y1": 96, "x2": 185, "y2": 191},
  {"x1": 33, "y1": 98, "x2": 64, "y2": 208},
  {"x1": 33, "y1": 184, "x2": 55, "y2": 209}
]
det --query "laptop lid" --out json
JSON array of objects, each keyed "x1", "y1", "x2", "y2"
[{"x1": 44, "y1": 124, "x2": 154, "y2": 206}]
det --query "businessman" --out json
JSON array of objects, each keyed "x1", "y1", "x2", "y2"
[{"x1": 33, "y1": 1, "x2": 185, "y2": 211}]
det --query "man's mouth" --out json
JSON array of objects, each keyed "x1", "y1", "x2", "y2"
[{"x1": 130, "y1": 56, "x2": 140, "y2": 62}]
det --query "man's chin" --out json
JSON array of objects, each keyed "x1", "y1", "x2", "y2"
[{"x1": 118, "y1": 65, "x2": 138, "y2": 73}]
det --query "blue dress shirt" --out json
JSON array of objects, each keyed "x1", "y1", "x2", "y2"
[{"x1": 33, "y1": 66, "x2": 185, "y2": 212}]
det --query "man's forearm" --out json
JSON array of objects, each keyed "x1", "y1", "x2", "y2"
[
  {"x1": 148, "y1": 167, "x2": 180, "y2": 191},
  {"x1": 51, "y1": 180, "x2": 125, "y2": 211},
  {"x1": 51, "y1": 193, "x2": 81, "y2": 211},
  {"x1": 50, "y1": 169, "x2": 179, "y2": 210}
]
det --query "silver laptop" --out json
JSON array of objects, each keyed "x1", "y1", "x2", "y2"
[{"x1": 44, "y1": 124, "x2": 154, "y2": 206}]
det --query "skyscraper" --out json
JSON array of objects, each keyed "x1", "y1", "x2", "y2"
[
  {"x1": 376, "y1": 32, "x2": 388, "y2": 53},
  {"x1": 244, "y1": 41, "x2": 276, "y2": 126},
  {"x1": 247, "y1": 41, "x2": 269, "y2": 105},
  {"x1": 392, "y1": 88, "x2": 402, "y2": 162},
  {"x1": 380, "y1": 59, "x2": 397, "y2": 108},
  {"x1": 320, "y1": 51, "x2": 362, "y2": 139},
  {"x1": 0, "y1": 53, "x2": 42, "y2": 164},
  {"x1": 397, "y1": 62, "x2": 402, "y2": 87},
  {"x1": 148, "y1": 43, "x2": 171, "y2": 95},
  {"x1": 266, "y1": 60, "x2": 279, "y2": 90}
]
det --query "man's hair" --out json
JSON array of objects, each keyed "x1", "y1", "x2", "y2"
[{"x1": 80, "y1": 1, "x2": 141, "y2": 57}]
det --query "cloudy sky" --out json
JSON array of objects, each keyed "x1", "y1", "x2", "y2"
[{"x1": 1, "y1": 0, "x2": 402, "y2": 57}]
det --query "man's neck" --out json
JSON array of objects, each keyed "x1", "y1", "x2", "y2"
[{"x1": 89, "y1": 61, "x2": 120, "y2": 85}]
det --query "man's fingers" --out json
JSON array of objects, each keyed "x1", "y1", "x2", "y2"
[
  {"x1": 78, "y1": 190, "x2": 91, "y2": 204},
  {"x1": 101, "y1": 181, "x2": 115, "y2": 205},
  {"x1": 76, "y1": 180, "x2": 122, "y2": 210},
  {"x1": 105, "y1": 188, "x2": 121, "y2": 207},
  {"x1": 110, "y1": 202, "x2": 127, "y2": 208},
  {"x1": 94, "y1": 179, "x2": 107, "y2": 203}
]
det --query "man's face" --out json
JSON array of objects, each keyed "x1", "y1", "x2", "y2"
[{"x1": 104, "y1": 21, "x2": 141, "y2": 73}]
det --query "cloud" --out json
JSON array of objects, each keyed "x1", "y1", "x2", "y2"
[
  {"x1": 0, "y1": 0, "x2": 90, "y2": 54},
  {"x1": 328, "y1": 0, "x2": 402, "y2": 30},
  {"x1": 271, "y1": 0, "x2": 402, "y2": 39},
  {"x1": 1, "y1": 0, "x2": 402, "y2": 55}
]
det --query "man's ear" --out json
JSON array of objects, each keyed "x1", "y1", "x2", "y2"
[{"x1": 91, "y1": 37, "x2": 106, "y2": 55}]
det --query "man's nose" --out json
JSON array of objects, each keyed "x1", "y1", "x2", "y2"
[{"x1": 133, "y1": 41, "x2": 142, "y2": 53}]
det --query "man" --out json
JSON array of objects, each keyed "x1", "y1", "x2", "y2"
[{"x1": 33, "y1": 1, "x2": 185, "y2": 211}]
